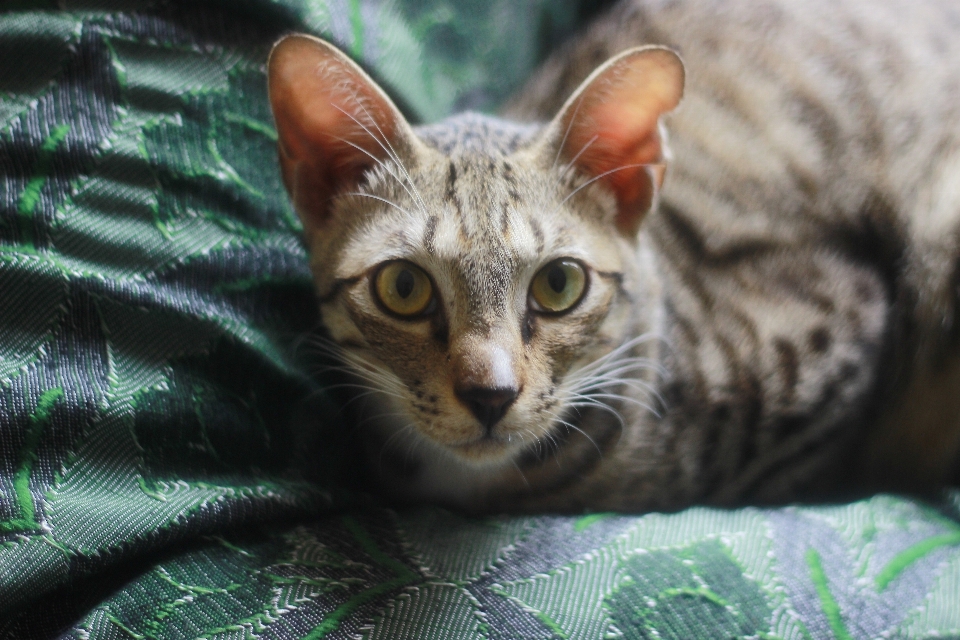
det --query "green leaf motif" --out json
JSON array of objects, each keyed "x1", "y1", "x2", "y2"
[
  {"x1": 301, "y1": 517, "x2": 422, "y2": 640},
  {"x1": 604, "y1": 540, "x2": 773, "y2": 640},
  {"x1": 805, "y1": 548, "x2": 852, "y2": 640},
  {"x1": 875, "y1": 532, "x2": 960, "y2": 591},
  {"x1": 16, "y1": 124, "x2": 70, "y2": 252},
  {"x1": 0, "y1": 387, "x2": 63, "y2": 534}
]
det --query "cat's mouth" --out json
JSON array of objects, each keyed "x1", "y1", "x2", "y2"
[{"x1": 447, "y1": 433, "x2": 518, "y2": 462}]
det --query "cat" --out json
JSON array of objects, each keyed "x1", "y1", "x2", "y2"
[{"x1": 268, "y1": 0, "x2": 960, "y2": 513}]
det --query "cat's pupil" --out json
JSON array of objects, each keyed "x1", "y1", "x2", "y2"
[
  {"x1": 548, "y1": 266, "x2": 567, "y2": 293},
  {"x1": 395, "y1": 269, "x2": 415, "y2": 298}
]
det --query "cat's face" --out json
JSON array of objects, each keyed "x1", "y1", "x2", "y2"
[
  {"x1": 268, "y1": 36, "x2": 683, "y2": 471},
  {"x1": 307, "y1": 130, "x2": 640, "y2": 464}
]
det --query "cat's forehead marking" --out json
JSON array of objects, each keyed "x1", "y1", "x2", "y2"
[
  {"x1": 416, "y1": 112, "x2": 539, "y2": 156},
  {"x1": 423, "y1": 215, "x2": 439, "y2": 254},
  {"x1": 431, "y1": 158, "x2": 567, "y2": 264}
]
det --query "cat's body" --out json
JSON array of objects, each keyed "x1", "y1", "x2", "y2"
[{"x1": 269, "y1": 0, "x2": 960, "y2": 512}]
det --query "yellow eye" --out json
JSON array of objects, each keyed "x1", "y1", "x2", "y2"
[
  {"x1": 529, "y1": 259, "x2": 587, "y2": 313},
  {"x1": 374, "y1": 261, "x2": 434, "y2": 317}
]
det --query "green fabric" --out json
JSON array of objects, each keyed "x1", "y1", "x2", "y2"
[
  {"x1": 1, "y1": 1, "x2": 959, "y2": 638},
  {"x1": 9, "y1": 496, "x2": 960, "y2": 638}
]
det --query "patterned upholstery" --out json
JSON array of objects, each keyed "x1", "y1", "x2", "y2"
[{"x1": 1, "y1": 2, "x2": 958, "y2": 638}]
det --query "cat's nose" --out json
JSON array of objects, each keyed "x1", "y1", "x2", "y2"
[{"x1": 455, "y1": 386, "x2": 519, "y2": 431}]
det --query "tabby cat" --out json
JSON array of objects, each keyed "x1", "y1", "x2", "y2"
[{"x1": 268, "y1": 0, "x2": 960, "y2": 512}]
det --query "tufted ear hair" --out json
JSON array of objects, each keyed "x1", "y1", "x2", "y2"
[
  {"x1": 268, "y1": 34, "x2": 419, "y2": 241},
  {"x1": 540, "y1": 46, "x2": 684, "y2": 236}
]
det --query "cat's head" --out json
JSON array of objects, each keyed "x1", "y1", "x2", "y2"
[{"x1": 268, "y1": 36, "x2": 683, "y2": 474}]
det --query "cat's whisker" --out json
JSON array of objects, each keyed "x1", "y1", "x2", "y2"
[
  {"x1": 344, "y1": 192, "x2": 417, "y2": 218},
  {"x1": 301, "y1": 385, "x2": 342, "y2": 407},
  {"x1": 331, "y1": 367, "x2": 381, "y2": 388},
  {"x1": 307, "y1": 363, "x2": 357, "y2": 378},
  {"x1": 300, "y1": 352, "x2": 404, "y2": 393},
  {"x1": 338, "y1": 350, "x2": 400, "y2": 380},
  {"x1": 348, "y1": 366, "x2": 406, "y2": 391},
  {"x1": 573, "y1": 373, "x2": 659, "y2": 393},
  {"x1": 563, "y1": 397, "x2": 627, "y2": 428},
  {"x1": 561, "y1": 385, "x2": 663, "y2": 417},
  {"x1": 346, "y1": 96, "x2": 426, "y2": 213},
  {"x1": 331, "y1": 101, "x2": 407, "y2": 163},
  {"x1": 558, "y1": 333, "x2": 669, "y2": 424},
  {"x1": 290, "y1": 322, "x2": 330, "y2": 359},
  {"x1": 569, "y1": 370, "x2": 661, "y2": 396},
  {"x1": 304, "y1": 347, "x2": 340, "y2": 368},
  {"x1": 565, "y1": 384, "x2": 653, "y2": 405},
  {"x1": 297, "y1": 335, "x2": 344, "y2": 357},
  {"x1": 315, "y1": 362, "x2": 404, "y2": 400},
  {"x1": 550, "y1": 96, "x2": 585, "y2": 173},
  {"x1": 332, "y1": 102, "x2": 429, "y2": 218},
  {"x1": 571, "y1": 389, "x2": 663, "y2": 417},
  {"x1": 401, "y1": 426, "x2": 429, "y2": 468},
  {"x1": 571, "y1": 375, "x2": 664, "y2": 407},
  {"x1": 298, "y1": 340, "x2": 410, "y2": 400},
  {"x1": 345, "y1": 380, "x2": 406, "y2": 403},
  {"x1": 299, "y1": 334, "x2": 341, "y2": 349},
  {"x1": 583, "y1": 332, "x2": 664, "y2": 363},
  {"x1": 543, "y1": 409, "x2": 603, "y2": 457},
  {"x1": 356, "y1": 409, "x2": 410, "y2": 430},
  {"x1": 533, "y1": 430, "x2": 547, "y2": 459},
  {"x1": 569, "y1": 391, "x2": 659, "y2": 413},
  {"x1": 375, "y1": 422, "x2": 424, "y2": 475},
  {"x1": 554, "y1": 133, "x2": 598, "y2": 189},
  {"x1": 568, "y1": 396, "x2": 661, "y2": 420},
  {"x1": 511, "y1": 459, "x2": 531, "y2": 489},
  {"x1": 549, "y1": 163, "x2": 653, "y2": 218},
  {"x1": 335, "y1": 368, "x2": 408, "y2": 403},
  {"x1": 542, "y1": 430, "x2": 563, "y2": 467},
  {"x1": 378, "y1": 422, "x2": 416, "y2": 458},
  {"x1": 327, "y1": 385, "x2": 407, "y2": 407},
  {"x1": 581, "y1": 355, "x2": 664, "y2": 376},
  {"x1": 520, "y1": 428, "x2": 537, "y2": 456},
  {"x1": 328, "y1": 356, "x2": 403, "y2": 388},
  {"x1": 526, "y1": 428, "x2": 546, "y2": 458},
  {"x1": 567, "y1": 335, "x2": 665, "y2": 379},
  {"x1": 329, "y1": 132, "x2": 421, "y2": 211},
  {"x1": 348, "y1": 97, "x2": 430, "y2": 218},
  {"x1": 378, "y1": 425, "x2": 410, "y2": 457}
]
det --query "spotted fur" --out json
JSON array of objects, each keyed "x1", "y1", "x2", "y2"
[{"x1": 270, "y1": 0, "x2": 960, "y2": 513}]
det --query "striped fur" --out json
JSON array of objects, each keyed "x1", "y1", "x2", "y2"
[{"x1": 273, "y1": 0, "x2": 960, "y2": 512}]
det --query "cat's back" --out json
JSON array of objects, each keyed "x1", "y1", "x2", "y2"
[
  {"x1": 507, "y1": 0, "x2": 960, "y2": 239},
  {"x1": 506, "y1": 0, "x2": 960, "y2": 489}
]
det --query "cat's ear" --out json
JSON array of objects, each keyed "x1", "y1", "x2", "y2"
[
  {"x1": 542, "y1": 46, "x2": 684, "y2": 236},
  {"x1": 268, "y1": 35, "x2": 418, "y2": 239}
]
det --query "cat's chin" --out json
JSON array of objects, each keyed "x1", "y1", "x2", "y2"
[{"x1": 447, "y1": 435, "x2": 518, "y2": 466}]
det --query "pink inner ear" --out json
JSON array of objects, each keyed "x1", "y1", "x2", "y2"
[
  {"x1": 569, "y1": 101, "x2": 664, "y2": 231},
  {"x1": 277, "y1": 64, "x2": 396, "y2": 179},
  {"x1": 268, "y1": 36, "x2": 400, "y2": 234},
  {"x1": 560, "y1": 49, "x2": 683, "y2": 235}
]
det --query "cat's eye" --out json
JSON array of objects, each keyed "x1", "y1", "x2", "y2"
[
  {"x1": 373, "y1": 261, "x2": 434, "y2": 318},
  {"x1": 529, "y1": 259, "x2": 587, "y2": 314}
]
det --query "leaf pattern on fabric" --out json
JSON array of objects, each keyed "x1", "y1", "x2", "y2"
[{"x1": 605, "y1": 540, "x2": 772, "y2": 640}]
